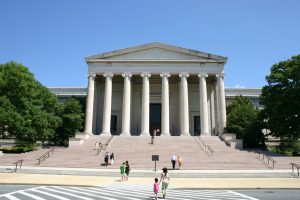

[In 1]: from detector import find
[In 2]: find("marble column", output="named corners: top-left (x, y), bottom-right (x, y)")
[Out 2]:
top-left (84, 74), bottom-right (96, 135)
top-left (179, 73), bottom-right (190, 136)
top-left (121, 73), bottom-right (132, 136)
top-left (198, 74), bottom-right (209, 135)
top-left (101, 73), bottom-right (113, 136)
top-left (216, 73), bottom-right (226, 134)
top-left (140, 73), bottom-right (151, 136)
top-left (160, 73), bottom-right (171, 136)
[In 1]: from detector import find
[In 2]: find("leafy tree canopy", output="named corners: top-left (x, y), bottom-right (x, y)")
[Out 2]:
top-left (226, 96), bottom-right (265, 148)
top-left (0, 62), bottom-right (61, 146)
top-left (52, 98), bottom-right (84, 146)
top-left (260, 55), bottom-right (300, 139)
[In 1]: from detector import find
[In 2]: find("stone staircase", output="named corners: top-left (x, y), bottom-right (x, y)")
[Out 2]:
top-left (1, 136), bottom-right (299, 170)
top-left (0, 148), bottom-right (52, 167)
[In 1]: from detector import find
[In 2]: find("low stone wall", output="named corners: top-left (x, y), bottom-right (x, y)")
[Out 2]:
top-left (220, 133), bottom-right (243, 149)
top-left (68, 138), bottom-right (84, 147)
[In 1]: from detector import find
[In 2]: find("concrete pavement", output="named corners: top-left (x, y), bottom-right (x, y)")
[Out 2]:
top-left (1, 173), bottom-right (300, 189)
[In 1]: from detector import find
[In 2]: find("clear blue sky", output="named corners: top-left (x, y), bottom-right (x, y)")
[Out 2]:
top-left (1, 0), bottom-right (299, 88)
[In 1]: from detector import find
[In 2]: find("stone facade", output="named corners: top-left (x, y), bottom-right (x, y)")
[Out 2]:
top-left (49, 43), bottom-right (262, 137)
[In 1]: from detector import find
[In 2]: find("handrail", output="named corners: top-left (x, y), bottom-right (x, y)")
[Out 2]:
top-left (36, 148), bottom-right (54, 165)
top-left (196, 137), bottom-right (214, 156)
top-left (13, 159), bottom-right (23, 172)
top-left (290, 163), bottom-right (300, 178)
top-left (257, 152), bottom-right (276, 169)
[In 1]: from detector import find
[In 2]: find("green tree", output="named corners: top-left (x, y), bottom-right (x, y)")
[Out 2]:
top-left (226, 96), bottom-right (265, 148)
top-left (52, 98), bottom-right (83, 146)
top-left (0, 62), bottom-right (60, 146)
top-left (260, 55), bottom-right (300, 139)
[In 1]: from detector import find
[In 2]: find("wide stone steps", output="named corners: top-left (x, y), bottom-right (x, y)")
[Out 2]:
top-left (1, 136), bottom-right (299, 170)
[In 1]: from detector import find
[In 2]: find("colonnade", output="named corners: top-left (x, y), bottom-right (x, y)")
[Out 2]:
top-left (84, 73), bottom-right (226, 136)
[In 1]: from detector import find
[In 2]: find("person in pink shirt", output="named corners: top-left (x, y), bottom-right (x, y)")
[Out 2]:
top-left (153, 178), bottom-right (159, 200)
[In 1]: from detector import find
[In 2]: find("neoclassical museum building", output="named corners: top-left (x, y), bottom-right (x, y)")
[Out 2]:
top-left (49, 43), bottom-right (261, 137)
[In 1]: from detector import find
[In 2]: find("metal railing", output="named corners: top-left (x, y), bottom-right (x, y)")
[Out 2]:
top-left (196, 137), bottom-right (214, 156)
top-left (290, 163), bottom-right (300, 178)
top-left (257, 152), bottom-right (276, 169)
top-left (36, 148), bottom-right (54, 165)
top-left (13, 159), bottom-right (23, 172)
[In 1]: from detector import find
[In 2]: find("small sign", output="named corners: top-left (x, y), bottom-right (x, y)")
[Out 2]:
top-left (152, 155), bottom-right (159, 161)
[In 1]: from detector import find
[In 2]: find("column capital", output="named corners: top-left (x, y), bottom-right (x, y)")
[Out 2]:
top-left (122, 73), bottom-right (132, 78)
top-left (216, 73), bottom-right (225, 79)
top-left (87, 73), bottom-right (96, 78)
top-left (103, 73), bottom-right (114, 78)
top-left (198, 73), bottom-right (208, 78)
top-left (179, 73), bottom-right (190, 78)
top-left (160, 73), bottom-right (171, 78)
top-left (141, 73), bottom-right (151, 78)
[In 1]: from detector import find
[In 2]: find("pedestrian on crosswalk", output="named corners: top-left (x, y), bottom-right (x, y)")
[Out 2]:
top-left (153, 178), bottom-right (159, 200)
top-left (120, 162), bottom-right (126, 181)
top-left (159, 167), bottom-right (170, 199)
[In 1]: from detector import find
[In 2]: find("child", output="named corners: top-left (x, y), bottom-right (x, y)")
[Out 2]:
top-left (153, 178), bottom-right (159, 200)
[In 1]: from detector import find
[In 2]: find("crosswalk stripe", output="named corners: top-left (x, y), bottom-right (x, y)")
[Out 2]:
top-left (174, 190), bottom-right (244, 199)
top-left (105, 187), bottom-right (195, 200)
top-left (19, 191), bottom-right (46, 200)
top-left (0, 186), bottom-right (261, 200)
top-left (228, 191), bottom-right (260, 200)
top-left (98, 187), bottom-right (153, 197)
top-left (32, 189), bottom-right (71, 200)
top-left (3, 194), bottom-right (20, 200)
top-left (44, 187), bottom-right (95, 200)
top-left (49, 188), bottom-right (115, 200)
top-left (72, 187), bottom-right (144, 200)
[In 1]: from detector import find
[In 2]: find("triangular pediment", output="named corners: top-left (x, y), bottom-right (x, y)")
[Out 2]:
top-left (85, 42), bottom-right (227, 62)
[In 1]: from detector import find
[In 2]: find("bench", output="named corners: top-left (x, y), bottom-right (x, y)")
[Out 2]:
top-left (290, 163), bottom-right (300, 178)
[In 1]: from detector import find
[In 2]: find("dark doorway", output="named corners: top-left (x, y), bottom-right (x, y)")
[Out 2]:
top-left (110, 115), bottom-right (118, 135)
top-left (194, 116), bottom-right (201, 136)
top-left (150, 103), bottom-right (161, 136)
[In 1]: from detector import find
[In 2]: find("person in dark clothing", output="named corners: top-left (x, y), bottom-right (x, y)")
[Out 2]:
top-left (125, 160), bottom-right (130, 181)
top-left (104, 152), bottom-right (109, 167)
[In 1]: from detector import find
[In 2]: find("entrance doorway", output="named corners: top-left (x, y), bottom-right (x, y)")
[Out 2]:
top-left (194, 116), bottom-right (201, 136)
top-left (150, 103), bottom-right (161, 136)
top-left (110, 115), bottom-right (118, 135)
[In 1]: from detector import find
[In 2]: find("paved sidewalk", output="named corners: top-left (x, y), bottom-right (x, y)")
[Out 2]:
top-left (1, 173), bottom-right (300, 189)
top-left (0, 166), bottom-right (293, 178)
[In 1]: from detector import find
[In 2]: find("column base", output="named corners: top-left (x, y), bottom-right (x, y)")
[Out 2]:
top-left (201, 132), bottom-right (210, 136)
top-left (180, 132), bottom-right (190, 136)
top-left (101, 131), bottom-right (111, 136)
top-left (140, 132), bottom-right (150, 136)
top-left (120, 132), bottom-right (131, 136)
top-left (161, 132), bottom-right (170, 136)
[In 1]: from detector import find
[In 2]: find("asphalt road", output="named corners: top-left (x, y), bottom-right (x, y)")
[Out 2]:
top-left (0, 185), bottom-right (300, 200)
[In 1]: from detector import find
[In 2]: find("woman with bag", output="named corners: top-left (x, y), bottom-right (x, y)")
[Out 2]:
top-left (159, 167), bottom-right (170, 199)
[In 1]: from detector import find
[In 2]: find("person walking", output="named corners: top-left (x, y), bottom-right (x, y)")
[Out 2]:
top-left (178, 156), bottom-right (183, 170)
top-left (153, 178), bottom-right (159, 200)
top-left (110, 153), bottom-right (114, 165)
top-left (156, 129), bottom-right (160, 136)
top-left (104, 152), bottom-right (109, 167)
top-left (159, 167), bottom-right (170, 199)
top-left (171, 154), bottom-right (177, 170)
top-left (95, 141), bottom-right (100, 155)
top-left (124, 160), bottom-right (130, 181)
top-left (120, 162), bottom-right (126, 181)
